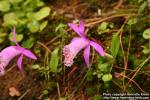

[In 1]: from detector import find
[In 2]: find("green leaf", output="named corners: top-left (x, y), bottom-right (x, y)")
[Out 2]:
top-left (143, 28), bottom-right (150, 39)
top-left (37, 1), bottom-right (44, 7)
top-left (18, 18), bottom-right (28, 25)
top-left (9, 0), bottom-right (23, 3)
top-left (86, 70), bottom-right (94, 81)
top-left (92, 95), bottom-right (102, 100)
top-left (0, 1), bottom-right (11, 12)
top-left (98, 22), bottom-right (109, 34)
top-left (9, 33), bottom-right (23, 42)
top-left (0, 33), bottom-right (7, 43)
top-left (127, 18), bottom-right (137, 25)
top-left (102, 74), bottom-right (112, 82)
top-left (0, 33), bottom-right (7, 37)
top-left (3, 12), bottom-right (18, 26)
top-left (142, 46), bottom-right (150, 54)
top-left (99, 22), bottom-right (108, 30)
top-left (35, 7), bottom-right (51, 21)
top-left (98, 63), bottom-right (109, 72)
top-left (110, 33), bottom-right (120, 58)
top-left (32, 64), bottom-right (40, 70)
top-left (40, 21), bottom-right (48, 31)
top-left (0, 38), bottom-right (5, 43)
top-left (49, 48), bottom-right (59, 73)
top-left (27, 20), bottom-right (40, 33)
top-left (138, 1), bottom-right (147, 14)
top-left (42, 90), bottom-right (49, 95)
top-left (97, 74), bottom-right (103, 78)
top-left (55, 23), bottom-right (66, 32)
top-left (26, 12), bottom-right (36, 21)
top-left (22, 38), bottom-right (34, 48)
top-left (60, 97), bottom-right (67, 100)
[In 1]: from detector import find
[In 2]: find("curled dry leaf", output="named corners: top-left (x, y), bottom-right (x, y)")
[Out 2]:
top-left (9, 87), bottom-right (21, 97)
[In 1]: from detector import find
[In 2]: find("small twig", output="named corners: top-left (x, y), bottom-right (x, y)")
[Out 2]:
top-left (120, 74), bottom-right (147, 93)
top-left (125, 55), bottom-right (150, 90)
top-left (70, 68), bottom-right (92, 99)
top-left (85, 14), bottom-right (137, 27)
top-left (18, 89), bottom-right (30, 100)
top-left (114, 0), bottom-right (123, 9)
top-left (67, 66), bottom-right (78, 78)
top-left (6, 64), bottom-right (16, 74)
top-left (141, 73), bottom-right (150, 77)
top-left (114, 66), bottom-right (150, 73)
top-left (118, 17), bottom-right (129, 90)
top-left (112, 80), bottom-right (127, 92)
top-left (119, 17), bottom-right (129, 70)
top-left (37, 41), bottom-right (51, 53)
top-left (45, 34), bottom-right (61, 46)
top-left (126, 26), bottom-right (132, 69)
top-left (57, 83), bottom-right (61, 99)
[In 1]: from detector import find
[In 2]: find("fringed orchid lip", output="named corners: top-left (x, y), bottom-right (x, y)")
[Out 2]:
top-left (63, 46), bottom-right (74, 67)
top-left (0, 46), bottom-right (21, 75)
top-left (63, 37), bottom-right (89, 67)
top-left (63, 20), bottom-right (105, 67)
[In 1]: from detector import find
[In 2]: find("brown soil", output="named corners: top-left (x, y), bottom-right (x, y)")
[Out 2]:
top-left (0, 65), bottom-right (43, 100)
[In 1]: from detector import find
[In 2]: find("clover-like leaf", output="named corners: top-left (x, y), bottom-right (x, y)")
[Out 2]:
top-left (40, 21), bottom-right (48, 31)
top-left (143, 29), bottom-right (150, 39)
top-left (0, 33), bottom-right (7, 43)
top-left (127, 18), bottom-right (137, 25)
top-left (3, 12), bottom-right (18, 26)
top-left (98, 22), bottom-right (109, 34)
top-left (22, 38), bottom-right (34, 48)
top-left (102, 74), bottom-right (112, 82)
top-left (35, 7), bottom-right (51, 21)
top-left (98, 63), bottom-right (109, 72)
top-left (27, 20), bottom-right (40, 33)
top-left (0, 1), bottom-right (10, 12)
top-left (9, 33), bottom-right (23, 42)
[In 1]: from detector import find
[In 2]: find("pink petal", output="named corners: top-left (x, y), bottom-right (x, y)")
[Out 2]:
top-left (70, 37), bottom-right (81, 43)
top-left (68, 23), bottom-right (80, 34)
top-left (13, 45), bottom-right (37, 60)
top-left (17, 55), bottom-right (24, 76)
top-left (90, 41), bottom-right (105, 56)
top-left (68, 22), bottom-right (85, 38)
top-left (12, 27), bottom-right (20, 47)
top-left (79, 20), bottom-right (85, 34)
top-left (83, 45), bottom-right (90, 67)
top-left (22, 49), bottom-right (37, 60)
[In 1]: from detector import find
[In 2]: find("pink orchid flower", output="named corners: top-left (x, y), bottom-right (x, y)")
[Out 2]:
top-left (63, 21), bottom-right (105, 67)
top-left (0, 27), bottom-right (37, 76)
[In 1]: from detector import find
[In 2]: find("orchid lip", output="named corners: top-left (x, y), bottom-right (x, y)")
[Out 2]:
top-left (63, 37), bottom-right (89, 67)
top-left (0, 46), bottom-right (22, 75)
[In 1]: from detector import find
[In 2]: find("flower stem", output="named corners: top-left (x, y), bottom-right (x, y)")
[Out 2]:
top-left (149, 39), bottom-right (150, 50)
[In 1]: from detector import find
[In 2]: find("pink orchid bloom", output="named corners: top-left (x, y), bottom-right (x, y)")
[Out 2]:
top-left (63, 21), bottom-right (105, 67)
top-left (0, 27), bottom-right (37, 76)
